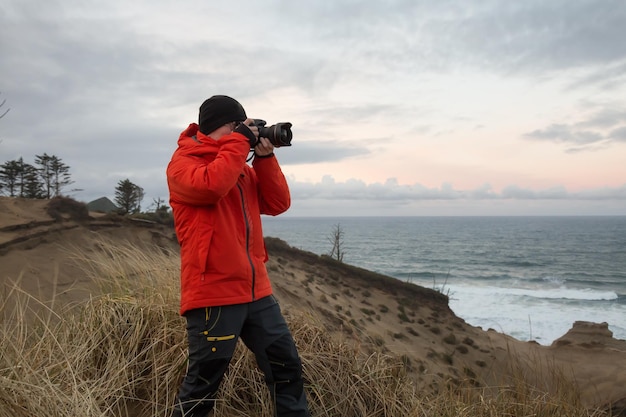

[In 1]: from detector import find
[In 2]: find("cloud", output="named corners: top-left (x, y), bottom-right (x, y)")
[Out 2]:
top-left (577, 108), bottom-right (626, 129)
top-left (524, 124), bottom-right (604, 145)
top-left (575, 184), bottom-right (626, 200)
top-left (523, 108), bottom-right (626, 148)
top-left (277, 1), bottom-right (626, 78)
top-left (501, 185), bottom-right (569, 200)
top-left (569, 61), bottom-right (626, 91)
top-left (277, 141), bottom-right (370, 165)
top-left (609, 126), bottom-right (626, 142)
top-left (289, 176), bottom-right (626, 202)
top-left (1, 0), bottom-right (625, 216)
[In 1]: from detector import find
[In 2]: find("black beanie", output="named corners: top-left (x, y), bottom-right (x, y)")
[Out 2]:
top-left (198, 95), bottom-right (247, 134)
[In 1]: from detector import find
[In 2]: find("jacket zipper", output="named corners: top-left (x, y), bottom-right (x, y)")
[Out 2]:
top-left (237, 182), bottom-right (256, 300)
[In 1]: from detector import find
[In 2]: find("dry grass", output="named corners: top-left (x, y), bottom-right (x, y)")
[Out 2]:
top-left (0, 237), bottom-right (611, 416)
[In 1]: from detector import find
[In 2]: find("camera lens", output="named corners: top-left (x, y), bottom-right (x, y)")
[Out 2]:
top-left (261, 123), bottom-right (293, 147)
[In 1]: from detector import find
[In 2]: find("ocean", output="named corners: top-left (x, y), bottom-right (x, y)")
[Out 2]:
top-left (261, 216), bottom-right (626, 345)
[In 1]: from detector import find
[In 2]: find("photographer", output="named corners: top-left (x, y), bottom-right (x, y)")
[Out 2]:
top-left (166, 95), bottom-right (310, 417)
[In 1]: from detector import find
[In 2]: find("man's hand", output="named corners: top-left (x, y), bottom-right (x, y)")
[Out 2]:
top-left (254, 137), bottom-right (275, 157)
top-left (234, 118), bottom-right (260, 147)
top-left (242, 118), bottom-right (259, 141)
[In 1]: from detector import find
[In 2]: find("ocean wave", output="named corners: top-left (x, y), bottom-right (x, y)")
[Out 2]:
top-left (402, 272), bottom-right (624, 292)
top-left (396, 271), bottom-right (443, 280)
top-left (518, 288), bottom-right (619, 302)
top-left (448, 284), bottom-right (619, 302)
top-left (498, 260), bottom-right (548, 268)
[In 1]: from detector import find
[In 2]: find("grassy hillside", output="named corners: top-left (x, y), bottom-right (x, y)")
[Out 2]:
top-left (0, 197), bottom-right (620, 416)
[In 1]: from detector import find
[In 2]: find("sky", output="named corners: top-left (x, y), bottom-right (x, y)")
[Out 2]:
top-left (1, 0), bottom-right (626, 216)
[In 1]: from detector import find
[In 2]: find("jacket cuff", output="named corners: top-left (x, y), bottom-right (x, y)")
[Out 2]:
top-left (254, 152), bottom-right (275, 159)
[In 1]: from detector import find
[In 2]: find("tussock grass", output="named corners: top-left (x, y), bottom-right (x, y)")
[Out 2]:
top-left (0, 237), bottom-right (611, 416)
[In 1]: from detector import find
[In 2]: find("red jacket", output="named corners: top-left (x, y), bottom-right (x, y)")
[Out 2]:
top-left (166, 123), bottom-right (290, 315)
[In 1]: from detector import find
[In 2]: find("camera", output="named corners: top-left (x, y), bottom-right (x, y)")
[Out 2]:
top-left (249, 119), bottom-right (293, 148)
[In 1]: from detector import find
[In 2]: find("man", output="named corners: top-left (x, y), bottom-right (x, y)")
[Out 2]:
top-left (166, 95), bottom-right (310, 417)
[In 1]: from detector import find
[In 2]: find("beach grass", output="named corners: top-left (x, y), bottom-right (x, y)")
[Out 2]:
top-left (0, 238), bottom-right (611, 416)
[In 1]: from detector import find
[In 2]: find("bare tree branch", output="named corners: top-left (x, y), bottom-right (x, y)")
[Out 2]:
top-left (0, 93), bottom-right (10, 119)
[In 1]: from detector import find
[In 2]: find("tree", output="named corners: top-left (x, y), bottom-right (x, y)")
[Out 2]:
top-left (21, 163), bottom-right (42, 198)
top-left (151, 196), bottom-right (170, 216)
top-left (150, 197), bottom-right (168, 212)
top-left (1, 154), bottom-right (71, 199)
top-left (115, 179), bottom-right (144, 215)
top-left (327, 223), bottom-right (346, 262)
top-left (49, 155), bottom-right (73, 197)
top-left (146, 197), bottom-right (173, 225)
top-left (0, 158), bottom-right (40, 198)
top-left (35, 153), bottom-right (73, 198)
top-left (0, 159), bottom-right (21, 197)
top-left (16, 158), bottom-right (41, 198)
top-left (34, 154), bottom-right (52, 198)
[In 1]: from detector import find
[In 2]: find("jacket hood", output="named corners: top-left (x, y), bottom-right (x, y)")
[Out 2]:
top-left (177, 123), bottom-right (219, 156)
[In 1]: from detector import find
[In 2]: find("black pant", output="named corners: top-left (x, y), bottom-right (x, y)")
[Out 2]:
top-left (172, 295), bottom-right (310, 417)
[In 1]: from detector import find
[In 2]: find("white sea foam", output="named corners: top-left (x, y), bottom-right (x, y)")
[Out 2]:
top-left (444, 283), bottom-right (626, 344)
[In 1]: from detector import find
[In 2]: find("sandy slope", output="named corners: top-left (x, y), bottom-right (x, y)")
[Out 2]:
top-left (1, 196), bottom-right (625, 415)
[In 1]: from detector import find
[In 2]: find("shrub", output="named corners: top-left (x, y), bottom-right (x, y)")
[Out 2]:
top-left (46, 196), bottom-right (90, 221)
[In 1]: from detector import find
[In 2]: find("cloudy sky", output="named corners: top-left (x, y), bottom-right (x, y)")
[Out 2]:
top-left (2, 0), bottom-right (625, 216)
